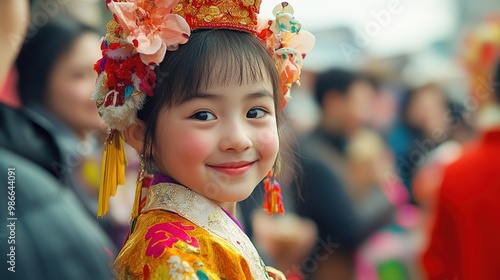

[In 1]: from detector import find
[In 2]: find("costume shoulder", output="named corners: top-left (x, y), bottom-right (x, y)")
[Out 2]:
top-left (114, 210), bottom-right (253, 279)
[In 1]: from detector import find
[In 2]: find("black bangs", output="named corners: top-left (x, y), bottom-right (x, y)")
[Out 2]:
top-left (154, 28), bottom-right (278, 107)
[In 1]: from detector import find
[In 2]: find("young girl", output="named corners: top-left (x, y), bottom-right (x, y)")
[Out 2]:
top-left (93, 0), bottom-right (314, 278)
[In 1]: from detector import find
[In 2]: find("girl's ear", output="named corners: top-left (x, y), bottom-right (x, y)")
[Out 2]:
top-left (123, 121), bottom-right (146, 153)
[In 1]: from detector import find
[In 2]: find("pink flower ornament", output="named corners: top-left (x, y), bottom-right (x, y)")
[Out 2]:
top-left (108, 0), bottom-right (191, 65)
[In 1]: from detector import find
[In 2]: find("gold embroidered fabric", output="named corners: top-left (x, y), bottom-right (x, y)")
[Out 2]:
top-left (173, 0), bottom-right (261, 32)
top-left (114, 182), bottom-right (271, 279)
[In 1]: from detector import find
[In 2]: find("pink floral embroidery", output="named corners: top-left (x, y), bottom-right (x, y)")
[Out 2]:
top-left (145, 222), bottom-right (199, 258)
top-left (108, 0), bottom-right (190, 65)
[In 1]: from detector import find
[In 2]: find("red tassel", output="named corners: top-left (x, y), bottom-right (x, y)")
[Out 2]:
top-left (263, 171), bottom-right (285, 215)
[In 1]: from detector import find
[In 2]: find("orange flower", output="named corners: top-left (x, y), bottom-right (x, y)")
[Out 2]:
top-left (257, 2), bottom-right (315, 106)
top-left (108, 0), bottom-right (191, 65)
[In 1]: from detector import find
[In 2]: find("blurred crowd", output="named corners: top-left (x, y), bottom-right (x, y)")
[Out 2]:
top-left (248, 8), bottom-right (500, 279)
top-left (1, 0), bottom-right (500, 279)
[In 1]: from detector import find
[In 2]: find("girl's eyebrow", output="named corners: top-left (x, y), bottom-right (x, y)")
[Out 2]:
top-left (188, 92), bottom-right (221, 101)
top-left (186, 90), bottom-right (273, 102)
top-left (245, 91), bottom-right (273, 100)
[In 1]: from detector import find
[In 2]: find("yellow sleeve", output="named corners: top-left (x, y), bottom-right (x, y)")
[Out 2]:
top-left (114, 210), bottom-right (253, 280)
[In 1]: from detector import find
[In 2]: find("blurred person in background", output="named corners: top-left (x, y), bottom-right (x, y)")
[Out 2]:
top-left (293, 68), bottom-right (395, 280)
top-left (352, 128), bottom-right (423, 280)
top-left (411, 100), bottom-right (473, 210)
top-left (422, 16), bottom-right (500, 279)
top-left (388, 83), bottom-right (455, 204)
top-left (0, 1), bottom-right (114, 279)
top-left (13, 16), bottom-right (132, 248)
top-left (14, 16), bottom-right (106, 199)
top-left (421, 59), bottom-right (500, 280)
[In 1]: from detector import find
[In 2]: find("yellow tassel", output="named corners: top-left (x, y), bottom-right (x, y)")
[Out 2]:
top-left (131, 179), bottom-right (143, 221)
top-left (97, 130), bottom-right (127, 217)
top-left (130, 153), bottom-right (146, 221)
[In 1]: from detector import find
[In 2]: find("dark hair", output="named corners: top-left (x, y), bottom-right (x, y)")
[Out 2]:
top-left (137, 29), bottom-right (294, 181)
top-left (495, 60), bottom-right (500, 102)
top-left (314, 68), bottom-right (377, 107)
top-left (400, 83), bottom-right (449, 125)
top-left (15, 16), bottom-right (98, 106)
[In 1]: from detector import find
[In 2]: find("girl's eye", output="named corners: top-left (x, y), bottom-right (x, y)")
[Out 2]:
top-left (247, 108), bottom-right (267, 119)
top-left (191, 111), bottom-right (216, 121)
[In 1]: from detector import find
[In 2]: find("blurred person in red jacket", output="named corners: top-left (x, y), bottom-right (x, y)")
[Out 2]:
top-left (421, 59), bottom-right (500, 280)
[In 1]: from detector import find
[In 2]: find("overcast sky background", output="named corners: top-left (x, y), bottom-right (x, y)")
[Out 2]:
top-left (259, 0), bottom-right (459, 57)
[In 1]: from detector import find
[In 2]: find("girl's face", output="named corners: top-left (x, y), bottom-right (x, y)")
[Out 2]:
top-left (153, 75), bottom-right (279, 204)
top-left (46, 32), bottom-right (105, 137)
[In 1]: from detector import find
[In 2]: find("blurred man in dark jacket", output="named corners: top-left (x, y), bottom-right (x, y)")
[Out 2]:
top-left (294, 68), bottom-right (395, 279)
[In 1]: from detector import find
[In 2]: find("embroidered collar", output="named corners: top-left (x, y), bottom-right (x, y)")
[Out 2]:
top-left (143, 182), bottom-right (269, 279)
top-left (150, 174), bottom-right (245, 231)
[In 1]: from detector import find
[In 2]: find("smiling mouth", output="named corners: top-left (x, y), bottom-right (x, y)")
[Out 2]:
top-left (207, 161), bottom-right (256, 175)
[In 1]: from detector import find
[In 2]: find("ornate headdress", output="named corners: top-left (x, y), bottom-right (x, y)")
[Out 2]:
top-left (94, 0), bottom-right (315, 218)
top-left (462, 14), bottom-right (500, 107)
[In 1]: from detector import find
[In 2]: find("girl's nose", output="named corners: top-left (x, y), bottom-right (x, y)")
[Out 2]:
top-left (218, 121), bottom-right (252, 153)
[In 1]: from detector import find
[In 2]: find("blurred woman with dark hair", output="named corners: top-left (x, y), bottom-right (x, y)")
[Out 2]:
top-left (16, 17), bottom-right (105, 137)
top-left (0, 13), bottom-right (115, 279)
top-left (388, 83), bottom-right (456, 204)
top-left (14, 16), bottom-right (133, 249)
